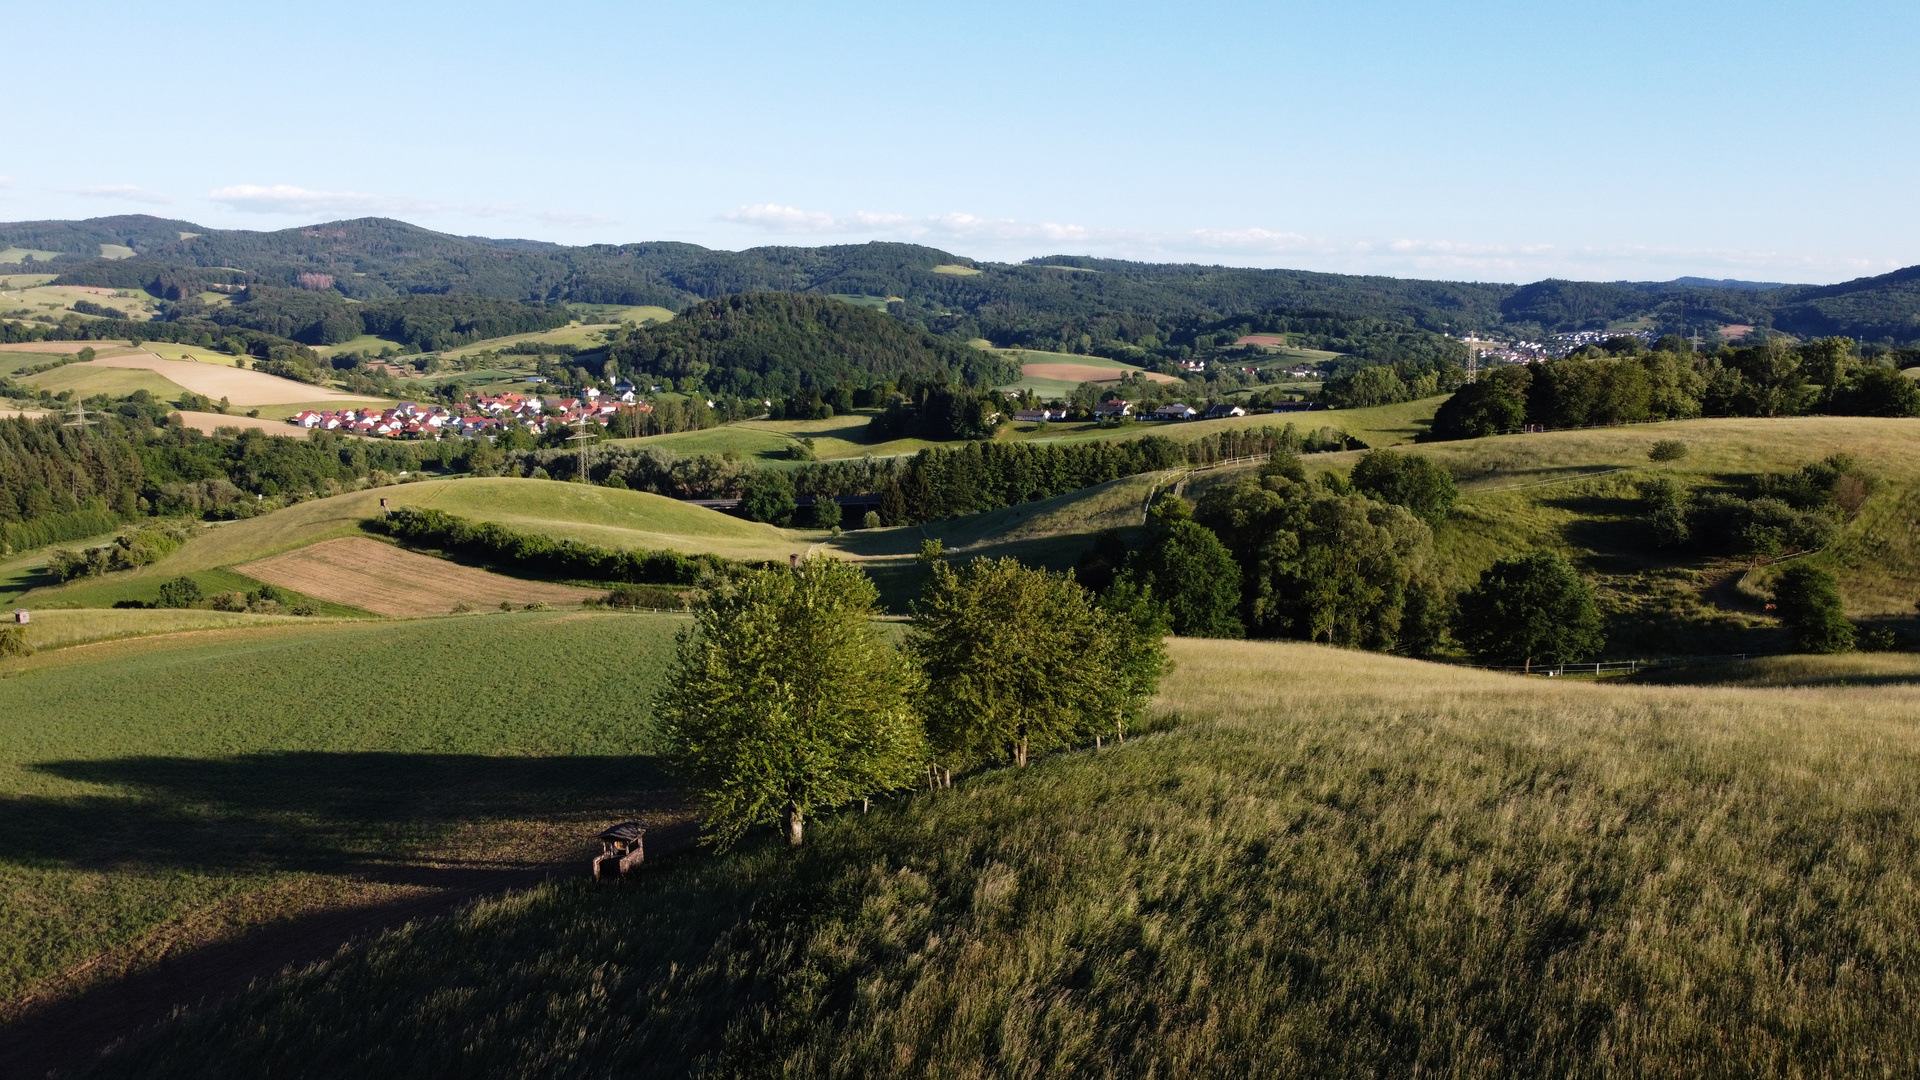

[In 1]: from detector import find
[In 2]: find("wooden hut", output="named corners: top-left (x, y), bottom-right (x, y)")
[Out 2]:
top-left (593, 821), bottom-right (646, 879)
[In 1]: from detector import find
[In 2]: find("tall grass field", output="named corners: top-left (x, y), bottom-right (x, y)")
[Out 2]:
top-left (80, 639), bottom-right (1920, 1079)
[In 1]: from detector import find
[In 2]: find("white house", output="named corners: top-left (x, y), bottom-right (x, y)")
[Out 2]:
top-left (1153, 403), bottom-right (1199, 421)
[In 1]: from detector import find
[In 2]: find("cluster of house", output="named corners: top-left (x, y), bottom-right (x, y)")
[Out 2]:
top-left (289, 386), bottom-right (646, 438)
top-left (1458, 329), bottom-right (1659, 367)
top-left (1084, 401), bottom-right (1252, 422)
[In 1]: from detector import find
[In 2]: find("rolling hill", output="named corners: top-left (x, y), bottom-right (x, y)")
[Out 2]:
top-left (11, 214), bottom-right (1920, 346)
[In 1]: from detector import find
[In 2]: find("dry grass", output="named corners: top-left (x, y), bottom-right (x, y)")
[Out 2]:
top-left (237, 537), bottom-right (599, 616)
top-left (82, 355), bottom-right (381, 406)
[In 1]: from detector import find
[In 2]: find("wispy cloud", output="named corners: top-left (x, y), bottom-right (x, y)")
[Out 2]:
top-left (69, 183), bottom-right (173, 205)
top-left (719, 202), bottom-right (1901, 282)
top-left (0, 175), bottom-right (15, 190)
top-left (535, 209), bottom-right (615, 229)
top-left (208, 184), bottom-right (441, 216)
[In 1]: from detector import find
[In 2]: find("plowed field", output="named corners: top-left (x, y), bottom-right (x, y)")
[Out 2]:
top-left (237, 538), bottom-right (599, 616)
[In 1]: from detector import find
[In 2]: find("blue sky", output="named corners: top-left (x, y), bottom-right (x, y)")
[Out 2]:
top-left (3, 0), bottom-right (1915, 283)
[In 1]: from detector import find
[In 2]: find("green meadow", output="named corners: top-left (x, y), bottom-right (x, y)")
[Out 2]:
top-left (0, 612), bottom-right (685, 1009)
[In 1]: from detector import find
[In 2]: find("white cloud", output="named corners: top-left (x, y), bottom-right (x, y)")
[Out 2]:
top-left (718, 202), bottom-right (1901, 282)
top-left (69, 183), bottom-right (173, 205)
top-left (208, 184), bottom-right (441, 216)
top-left (0, 175), bottom-right (14, 190)
top-left (535, 209), bottom-right (615, 229)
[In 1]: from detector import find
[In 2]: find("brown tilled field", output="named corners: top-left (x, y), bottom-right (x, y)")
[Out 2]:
top-left (237, 538), bottom-right (601, 616)
top-left (1022, 362), bottom-right (1180, 385)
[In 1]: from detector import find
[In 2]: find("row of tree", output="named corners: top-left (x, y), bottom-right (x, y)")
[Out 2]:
top-left (657, 556), bottom-right (1167, 846)
top-left (1432, 337), bottom-right (1920, 440)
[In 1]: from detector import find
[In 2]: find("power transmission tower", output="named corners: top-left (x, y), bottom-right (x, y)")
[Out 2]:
top-left (567, 413), bottom-right (595, 483)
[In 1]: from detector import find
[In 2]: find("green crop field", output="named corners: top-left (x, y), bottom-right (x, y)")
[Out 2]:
top-left (0, 611), bottom-right (685, 1012)
top-left (84, 638), bottom-right (1920, 1078)
top-left (15, 364), bottom-right (187, 401)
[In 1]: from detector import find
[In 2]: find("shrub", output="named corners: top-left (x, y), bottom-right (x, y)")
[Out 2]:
top-left (0, 626), bottom-right (30, 659)
top-left (740, 470), bottom-right (797, 526)
top-left (156, 576), bottom-right (204, 609)
top-left (1649, 439), bottom-right (1689, 462)
top-left (807, 496), bottom-right (842, 529)
top-left (1772, 563), bottom-right (1853, 654)
top-left (862, 510), bottom-right (882, 530)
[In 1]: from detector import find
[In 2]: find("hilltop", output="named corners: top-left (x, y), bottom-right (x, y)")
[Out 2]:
top-left (40, 638), bottom-right (1920, 1078)
top-left (11, 214), bottom-right (1920, 346)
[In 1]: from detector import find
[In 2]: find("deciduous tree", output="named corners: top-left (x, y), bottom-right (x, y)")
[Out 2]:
top-left (657, 559), bottom-right (924, 847)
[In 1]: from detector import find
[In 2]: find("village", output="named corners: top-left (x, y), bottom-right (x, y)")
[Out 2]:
top-left (289, 383), bottom-right (647, 439)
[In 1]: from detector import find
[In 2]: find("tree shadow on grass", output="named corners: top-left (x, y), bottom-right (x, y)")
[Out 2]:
top-left (2, 752), bottom-right (677, 878)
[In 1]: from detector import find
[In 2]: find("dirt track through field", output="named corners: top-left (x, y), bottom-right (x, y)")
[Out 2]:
top-left (83, 354), bottom-right (383, 406)
top-left (1022, 362), bottom-right (1179, 385)
top-left (238, 538), bottom-right (600, 616)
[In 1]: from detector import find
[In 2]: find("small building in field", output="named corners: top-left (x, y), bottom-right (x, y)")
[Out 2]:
top-left (1153, 403), bottom-right (1199, 421)
top-left (1205, 403), bottom-right (1247, 420)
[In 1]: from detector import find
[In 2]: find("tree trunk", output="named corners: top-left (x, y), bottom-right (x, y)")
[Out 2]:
top-left (1015, 734), bottom-right (1029, 767)
top-left (786, 803), bottom-right (804, 846)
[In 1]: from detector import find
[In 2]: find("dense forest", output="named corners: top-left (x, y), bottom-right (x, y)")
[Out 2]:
top-left (12, 215), bottom-right (1920, 346)
top-left (604, 293), bottom-right (1019, 401)
top-left (0, 402), bottom-right (438, 552)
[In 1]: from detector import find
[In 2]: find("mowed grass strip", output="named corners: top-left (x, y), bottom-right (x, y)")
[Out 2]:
top-left (237, 537), bottom-right (600, 616)
top-left (0, 612), bottom-right (684, 1009)
top-left (13, 608), bottom-right (328, 652)
top-left (88, 639), bottom-right (1920, 1078)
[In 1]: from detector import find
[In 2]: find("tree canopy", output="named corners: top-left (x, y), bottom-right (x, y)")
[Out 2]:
top-left (656, 559), bottom-right (925, 846)
top-left (1453, 551), bottom-right (1605, 669)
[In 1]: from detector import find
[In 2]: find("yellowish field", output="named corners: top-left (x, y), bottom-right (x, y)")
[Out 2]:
top-left (1023, 361), bottom-right (1181, 385)
top-left (79, 355), bottom-right (382, 406)
top-left (0, 273), bottom-right (57, 290)
top-left (0, 249), bottom-right (61, 264)
top-left (931, 263), bottom-right (982, 275)
top-left (12, 608), bottom-right (327, 652)
top-left (0, 285), bottom-right (161, 321)
top-left (238, 537), bottom-right (600, 616)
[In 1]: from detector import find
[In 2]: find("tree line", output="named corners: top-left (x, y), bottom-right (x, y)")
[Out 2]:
top-left (1431, 336), bottom-right (1920, 440)
top-left (0, 405), bottom-right (437, 554)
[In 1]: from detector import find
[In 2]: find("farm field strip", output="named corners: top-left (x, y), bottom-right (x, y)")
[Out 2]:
top-left (237, 537), bottom-right (601, 616)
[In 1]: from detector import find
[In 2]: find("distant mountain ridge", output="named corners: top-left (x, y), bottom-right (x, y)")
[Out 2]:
top-left (5, 214), bottom-right (1919, 345)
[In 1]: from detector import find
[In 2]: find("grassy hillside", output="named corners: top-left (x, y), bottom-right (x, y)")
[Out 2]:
top-left (0, 612), bottom-right (686, 1011)
top-left (1181, 415), bottom-right (1920, 654)
top-left (607, 397), bottom-right (1443, 466)
top-left (89, 639), bottom-right (1920, 1078)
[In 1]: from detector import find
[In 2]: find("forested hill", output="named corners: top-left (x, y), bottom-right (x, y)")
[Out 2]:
top-left (9, 214), bottom-right (1920, 345)
top-left (607, 293), bottom-right (1020, 400)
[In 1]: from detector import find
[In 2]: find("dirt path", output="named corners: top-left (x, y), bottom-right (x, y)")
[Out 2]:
top-left (0, 816), bottom-right (700, 1079)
